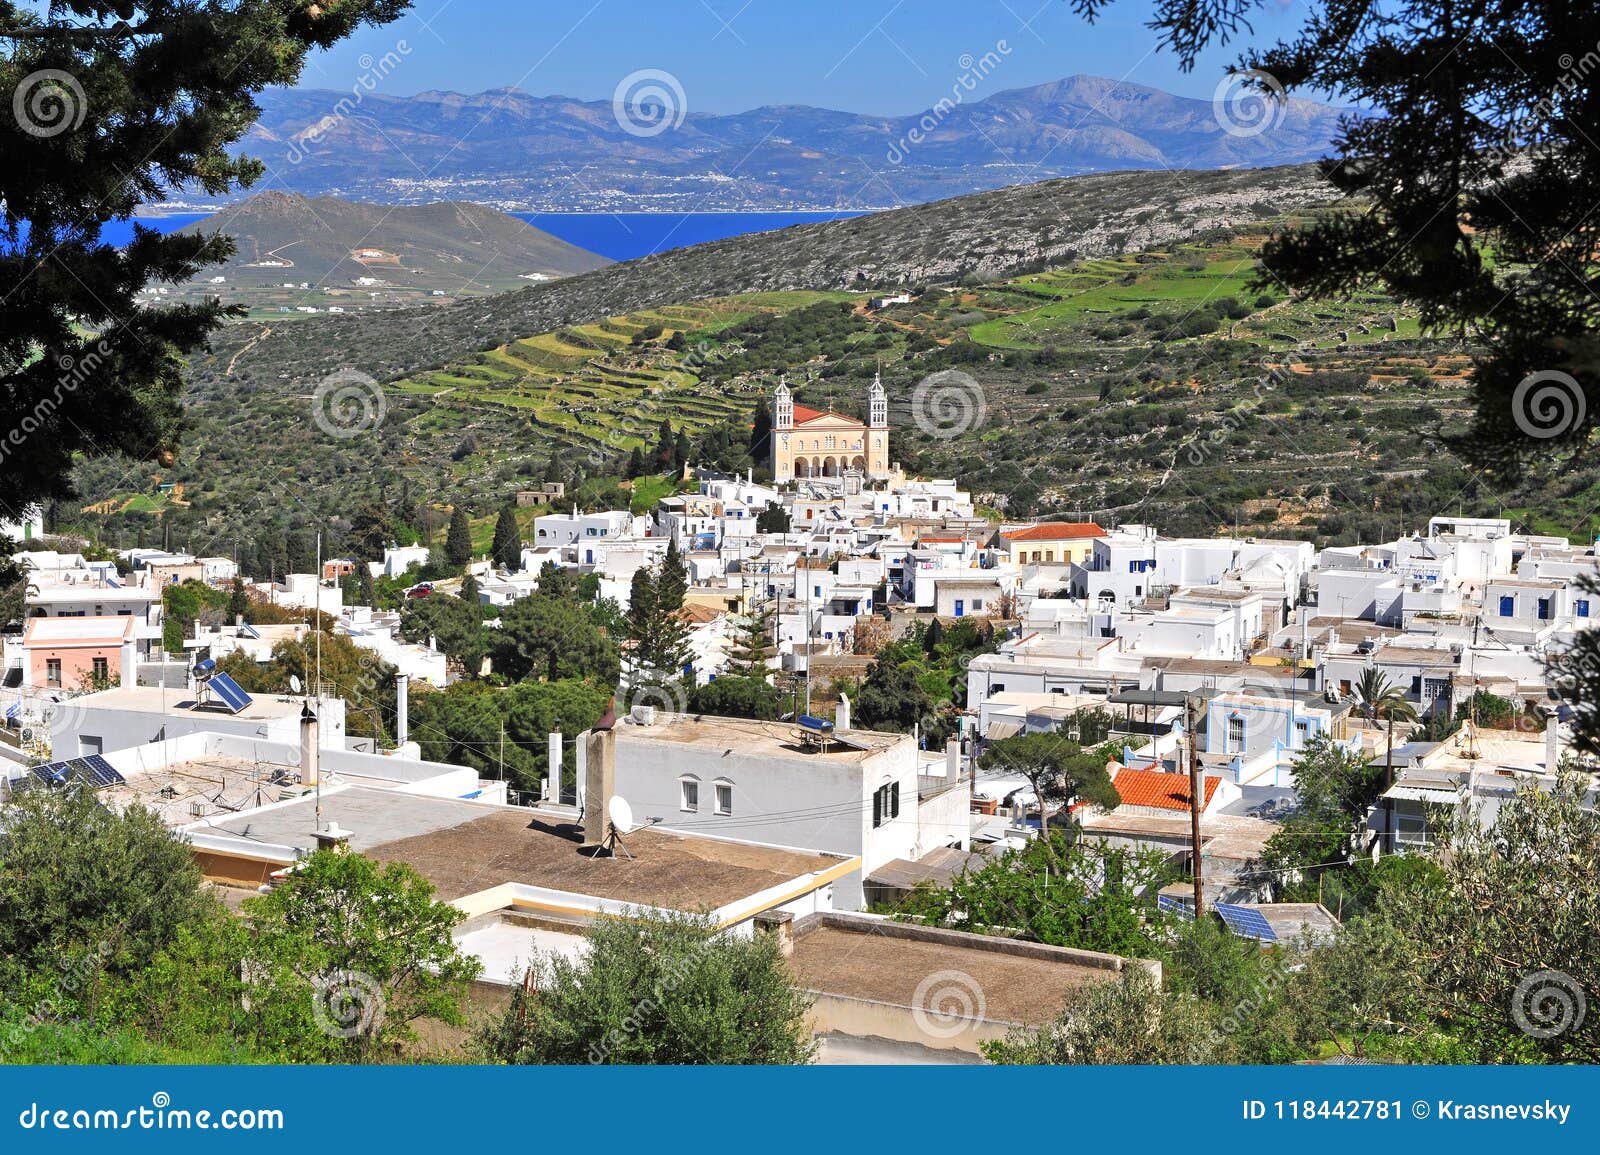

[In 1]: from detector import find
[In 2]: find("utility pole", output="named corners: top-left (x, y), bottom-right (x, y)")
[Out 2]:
top-left (1187, 693), bottom-right (1205, 918)
top-left (800, 556), bottom-right (812, 716)
top-left (314, 530), bottom-right (323, 698)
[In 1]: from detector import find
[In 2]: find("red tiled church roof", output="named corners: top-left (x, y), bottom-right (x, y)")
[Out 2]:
top-left (792, 404), bottom-right (860, 426)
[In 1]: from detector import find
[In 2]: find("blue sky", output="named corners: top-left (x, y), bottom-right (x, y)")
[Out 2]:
top-left (294, 0), bottom-right (1309, 114)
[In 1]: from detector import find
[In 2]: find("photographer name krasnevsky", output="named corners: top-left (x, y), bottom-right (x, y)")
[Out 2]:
top-left (1436, 1101), bottom-right (1571, 1125)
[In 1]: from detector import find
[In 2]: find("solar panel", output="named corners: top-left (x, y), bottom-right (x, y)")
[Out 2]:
top-left (207, 671), bottom-right (252, 714)
top-left (30, 759), bottom-right (75, 786)
top-left (237, 623), bottom-right (261, 639)
top-left (1215, 902), bottom-right (1278, 942)
top-left (79, 754), bottom-right (125, 788)
top-left (1157, 893), bottom-right (1195, 919)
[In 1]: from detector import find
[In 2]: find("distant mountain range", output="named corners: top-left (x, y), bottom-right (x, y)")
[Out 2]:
top-left (168, 193), bottom-right (606, 309)
top-left (230, 75), bottom-right (1347, 211)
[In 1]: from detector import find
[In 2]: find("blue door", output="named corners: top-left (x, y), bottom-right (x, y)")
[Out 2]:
top-left (954, 599), bottom-right (965, 617)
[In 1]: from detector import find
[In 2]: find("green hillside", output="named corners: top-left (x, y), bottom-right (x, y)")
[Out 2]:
top-left (61, 186), bottom-right (1598, 560)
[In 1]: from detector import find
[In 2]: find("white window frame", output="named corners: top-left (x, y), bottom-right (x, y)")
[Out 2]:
top-left (714, 780), bottom-right (734, 816)
top-left (679, 776), bottom-right (700, 813)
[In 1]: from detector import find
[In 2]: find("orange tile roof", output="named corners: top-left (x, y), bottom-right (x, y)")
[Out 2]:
top-left (792, 404), bottom-right (861, 426)
top-left (1110, 766), bottom-right (1219, 812)
top-left (1002, 522), bottom-right (1107, 542)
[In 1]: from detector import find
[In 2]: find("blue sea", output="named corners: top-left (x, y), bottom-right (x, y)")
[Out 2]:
top-left (116, 209), bottom-right (865, 262)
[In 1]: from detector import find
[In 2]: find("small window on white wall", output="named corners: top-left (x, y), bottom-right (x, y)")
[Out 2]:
top-left (714, 781), bottom-right (733, 815)
top-left (679, 777), bottom-right (699, 812)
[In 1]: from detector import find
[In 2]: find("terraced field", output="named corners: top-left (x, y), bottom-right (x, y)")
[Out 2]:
top-left (390, 292), bottom-right (852, 464)
top-left (70, 195), bottom-right (1598, 555)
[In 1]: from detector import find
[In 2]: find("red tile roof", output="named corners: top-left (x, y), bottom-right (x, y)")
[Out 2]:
top-left (1110, 766), bottom-right (1219, 812)
top-left (792, 404), bottom-right (861, 426)
top-left (1002, 522), bottom-right (1107, 542)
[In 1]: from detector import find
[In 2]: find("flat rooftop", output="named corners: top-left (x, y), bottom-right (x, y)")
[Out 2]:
top-left (790, 916), bottom-right (1125, 1025)
top-left (196, 785), bottom-right (848, 909)
top-left (71, 684), bottom-right (306, 724)
top-left (368, 807), bottom-right (847, 907)
top-left (614, 714), bottom-right (905, 762)
top-left (107, 753), bottom-right (306, 826)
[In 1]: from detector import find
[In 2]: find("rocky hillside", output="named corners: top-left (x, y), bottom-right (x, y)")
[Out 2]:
top-left (167, 192), bottom-right (606, 312)
top-left (201, 164), bottom-right (1333, 388)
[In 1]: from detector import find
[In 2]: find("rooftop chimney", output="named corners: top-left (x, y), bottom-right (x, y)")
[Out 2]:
top-left (753, 910), bottom-right (795, 957)
top-left (835, 692), bottom-right (851, 733)
top-left (313, 822), bottom-right (352, 854)
top-left (394, 673), bottom-right (409, 746)
top-left (1545, 716), bottom-right (1564, 774)
top-left (300, 702), bottom-right (320, 787)
top-left (119, 639), bottom-right (137, 689)
top-left (580, 727), bottom-right (616, 849)
top-left (946, 737), bottom-right (962, 784)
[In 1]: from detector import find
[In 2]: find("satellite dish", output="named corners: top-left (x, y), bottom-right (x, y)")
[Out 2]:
top-left (608, 794), bottom-right (636, 834)
top-left (289, 674), bottom-right (303, 695)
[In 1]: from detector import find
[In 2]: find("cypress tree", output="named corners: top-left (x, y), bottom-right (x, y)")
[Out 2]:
top-left (491, 501), bottom-right (522, 571)
top-left (445, 507), bottom-right (473, 567)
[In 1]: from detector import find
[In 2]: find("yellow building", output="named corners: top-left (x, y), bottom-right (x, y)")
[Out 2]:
top-left (770, 377), bottom-right (890, 482)
top-left (997, 522), bottom-right (1107, 566)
